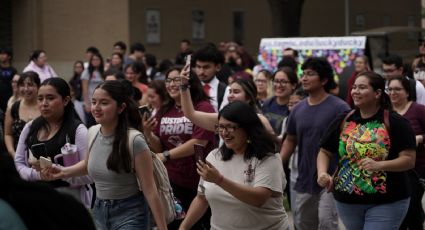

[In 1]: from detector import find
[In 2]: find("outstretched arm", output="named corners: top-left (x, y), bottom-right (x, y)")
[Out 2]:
top-left (179, 64), bottom-right (218, 132)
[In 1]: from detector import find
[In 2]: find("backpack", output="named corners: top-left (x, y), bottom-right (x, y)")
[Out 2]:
top-left (87, 124), bottom-right (179, 224)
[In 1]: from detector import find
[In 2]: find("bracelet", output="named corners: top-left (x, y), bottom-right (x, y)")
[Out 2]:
top-left (215, 174), bottom-right (224, 186)
top-left (179, 84), bottom-right (190, 91)
top-left (163, 150), bottom-right (171, 162)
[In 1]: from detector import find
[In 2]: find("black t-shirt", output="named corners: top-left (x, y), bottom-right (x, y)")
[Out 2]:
top-left (0, 66), bottom-right (17, 112)
top-left (320, 108), bottom-right (416, 204)
top-left (28, 118), bottom-right (82, 188)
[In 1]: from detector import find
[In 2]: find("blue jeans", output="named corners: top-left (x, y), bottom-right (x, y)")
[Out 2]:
top-left (93, 193), bottom-right (149, 230)
top-left (335, 198), bottom-right (410, 230)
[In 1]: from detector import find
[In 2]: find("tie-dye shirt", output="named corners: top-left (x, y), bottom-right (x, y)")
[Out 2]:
top-left (321, 109), bottom-right (416, 204)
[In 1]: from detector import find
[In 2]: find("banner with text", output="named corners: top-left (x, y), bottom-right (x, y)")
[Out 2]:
top-left (258, 36), bottom-right (367, 75)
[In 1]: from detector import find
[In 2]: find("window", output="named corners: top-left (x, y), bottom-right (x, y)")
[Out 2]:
top-left (233, 11), bottom-right (244, 44)
top-left (355, 14), bottom-right (365, 29)
top-left (192, 10), bottom-right (205, 40)
top-left (146, 9), bottom-right (161, 44)
top-left (383, 15), bottom-right (391, 26)
top-left (408, 16), bottom-right (416, 40)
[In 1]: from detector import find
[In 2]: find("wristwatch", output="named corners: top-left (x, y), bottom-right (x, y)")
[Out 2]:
top-left (163, 150), bottom-right (171, 162)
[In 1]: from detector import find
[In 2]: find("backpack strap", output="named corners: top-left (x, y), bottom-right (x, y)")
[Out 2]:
top-left (127, 128), bottom-right (142, 164)
top-left (339, 109), bottom-right (356, 132)
top-left (87, 124), bottom-right (101, 153)
top-left (383, 109), bottom-right (390, 134)
top-left (217, 81), bottom-right (227, 109)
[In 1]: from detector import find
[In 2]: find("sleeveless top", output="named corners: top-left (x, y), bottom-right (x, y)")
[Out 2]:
top-left (11, 101), bottom-right (27, 148)
top-left (27, 118), bottom-right (82, 188)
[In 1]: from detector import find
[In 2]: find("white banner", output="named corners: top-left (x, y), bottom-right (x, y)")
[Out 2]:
top-left (260, 36), bottom-right (366, 50)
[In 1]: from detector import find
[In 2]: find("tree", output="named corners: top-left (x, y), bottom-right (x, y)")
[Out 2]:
top-left (268, 0), bottom-right (305, 37)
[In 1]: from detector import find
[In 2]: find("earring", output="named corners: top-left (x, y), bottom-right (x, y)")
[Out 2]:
top-left (247, 139), bottom-right (251, 144)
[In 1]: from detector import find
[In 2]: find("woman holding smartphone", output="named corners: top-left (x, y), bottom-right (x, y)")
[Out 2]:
top-left (49, 81), bottom-right (167, 230)
top-left (179, 101), bottom-right (289, 230)
top-left (143, 66), bottom-right (215, 230)
top-left (14, 78), bottom-right (92, 207)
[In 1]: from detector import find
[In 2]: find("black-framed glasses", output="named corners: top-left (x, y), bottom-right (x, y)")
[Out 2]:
top-left (215, 124), bottom-right (239, 133)
top-left (272, 80), bottom-right (290, 86)
top-left (165, 78), bottom-right (182, 84)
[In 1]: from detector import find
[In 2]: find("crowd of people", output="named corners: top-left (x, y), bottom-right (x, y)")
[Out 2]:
top-left (0, 37), bottom-right (425, 230)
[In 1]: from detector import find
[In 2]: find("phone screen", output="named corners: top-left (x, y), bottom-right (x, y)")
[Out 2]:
top-left (138, 106), bottom-right (151, 118)
top-left (194, 144), bottom-right (206, 162)
top-left (31, 143), bottom-right (47, 159)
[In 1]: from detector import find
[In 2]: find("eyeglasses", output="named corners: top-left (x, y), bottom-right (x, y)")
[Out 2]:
top-left (165, 78), bottom-right (182, 84)
top-left (255, 79), bottom-right (267, 84)
top-left (388, 87), bottom-right (404, 93)
top-left (301, 71), bottom-right (318, 77)
top-left (272, 80), bottom-right (290, 86)
top-left (215, 124), bottom-right (239, 133)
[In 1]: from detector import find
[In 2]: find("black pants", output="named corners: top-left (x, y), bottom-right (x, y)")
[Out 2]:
top-left (167, 182), bottom-right (211, 230)
top-left (399, 171), bottom-right (424, 230)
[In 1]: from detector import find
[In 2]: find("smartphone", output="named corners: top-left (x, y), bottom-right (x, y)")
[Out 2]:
top-left (39, 156), bottom-right (52, 169)
top-left (185, 54), bottom-right (192, 67)
top-left (138, 105), bottom-right (152, 118)
top-left (194, 144), bottom-right (206, 162)
top-left (30, 143), bottom-right (47, 159)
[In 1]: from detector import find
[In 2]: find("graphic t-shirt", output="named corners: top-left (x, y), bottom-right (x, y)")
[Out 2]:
top-left (154, 101), bottom-right (215, 189)
top-left (261, 96), bottom-right (289, 134)
top-left (321, 109), bottom-right (416, 204)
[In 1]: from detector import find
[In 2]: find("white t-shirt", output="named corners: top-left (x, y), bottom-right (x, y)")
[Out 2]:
top-left (200, 149), bottom-right (289, 230)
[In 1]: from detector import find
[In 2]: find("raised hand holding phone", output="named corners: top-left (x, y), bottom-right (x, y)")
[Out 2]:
top-left (180, 54), bottom-right (191, 85)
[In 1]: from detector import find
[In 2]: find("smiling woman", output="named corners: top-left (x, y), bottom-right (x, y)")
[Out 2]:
top-left (388, 76), bottom-right (425, 229)
top-left (317, 71), bottom-right (417, 230)
top-left (14, 78), bottom-right (93, 208)
top-left (179, 101), bottom-right (289, 230)
top-left (4, 71), bottom-right (41, 157)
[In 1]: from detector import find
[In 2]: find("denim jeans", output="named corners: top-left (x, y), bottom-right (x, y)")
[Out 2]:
top-left (93, 193), bottom-right (149, 230)
top-left (335, 198), bottom-right (410, 230)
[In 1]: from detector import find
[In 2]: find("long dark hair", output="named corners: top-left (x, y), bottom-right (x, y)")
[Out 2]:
top-left (88, 53), bottom-right (104, 79)
top-left (356, 71), bottom-right (392, 110)
top-left (18, 71), bottom-right (41, 88)
top-left (148, 80), bottom-right (171, 108)
top-left (158, 66), bottom-right (210, 117)
top-left (29, 50), bottom-right (45, 63)
top-left (95, 81), bottom-right (141, 173)
top-left (25, 78), bottom-right (79, 147)
top-left (231, 78), bottom-right (258, 110)
top-left (125, 62), bottom-right (148, 84)
top-left (218, 101), bottom-right (274, 161)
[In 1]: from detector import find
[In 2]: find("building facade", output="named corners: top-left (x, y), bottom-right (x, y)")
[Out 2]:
top-left (3, 0), bottom-right (422, 78)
